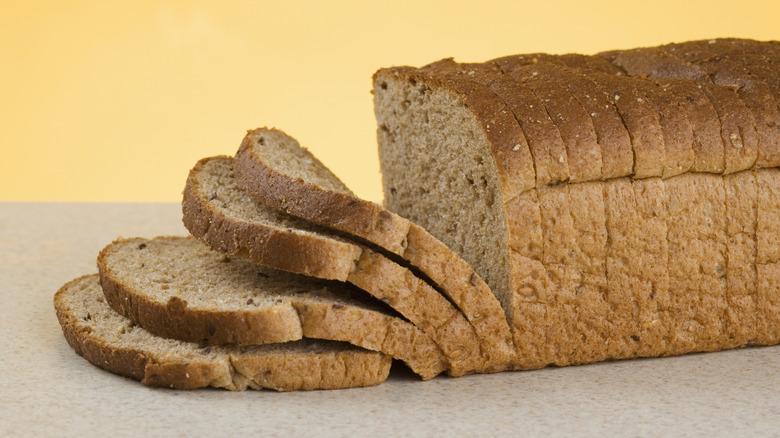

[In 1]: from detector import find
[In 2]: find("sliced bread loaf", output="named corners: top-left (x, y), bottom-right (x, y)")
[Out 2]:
top-left (372, 42), bottom-right (780, 369)
top-left (54, 275), bottom-right (392, 391)
top-left (233, 128), bottom-right (514, 371)
top-left (97, 236), bottom-right (446, 380)
top-left (182, 156), bottom-right (484, 376)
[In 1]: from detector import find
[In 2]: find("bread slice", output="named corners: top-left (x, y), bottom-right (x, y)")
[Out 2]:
top-left (54, 275), bottom-right (392, 391)
top-left (182, 156), bottom-right (483, 376)
top-left (97, 236), bottom-right (446, 380)
top-left (232, 128), bottom-right (515, 371)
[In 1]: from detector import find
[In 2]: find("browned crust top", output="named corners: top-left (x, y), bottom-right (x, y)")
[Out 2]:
top-left (374, 38), bottom-right (780, 193)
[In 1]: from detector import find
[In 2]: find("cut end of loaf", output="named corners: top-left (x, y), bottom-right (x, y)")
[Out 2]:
top-left (373, 68), bottom-right (514, 324)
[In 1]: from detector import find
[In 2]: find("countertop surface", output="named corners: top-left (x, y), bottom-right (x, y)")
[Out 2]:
top-left (2, 202), bottom-right (778, 437)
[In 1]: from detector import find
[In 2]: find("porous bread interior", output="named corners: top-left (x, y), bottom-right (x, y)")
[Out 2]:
top-left (104, 237), bottom-right (386, 313)
top-left (374, 73), bottom-right (513, 322)
top-left (246, 129), bottom-right (354, 195)
top-left (58, 275), bottom-right (224, 359)
top-left (198, 157), bottom-right (337, 237)
top-left (58, 275), bottom-right (365, 359)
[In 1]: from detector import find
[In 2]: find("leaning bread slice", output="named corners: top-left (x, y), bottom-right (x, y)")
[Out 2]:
top-left (233, 128), bottom-right (514, 370)
top-left (182, 156), bottom-right (483, 376)
top-left (98, 236), bottom-right (446, 380)
top-left (54, 275), bottom-right (392, 391)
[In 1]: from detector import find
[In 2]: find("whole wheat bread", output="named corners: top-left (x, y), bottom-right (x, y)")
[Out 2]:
top-left (373, 39), bottom-right (780, 369)
top-left (182, 156), bottom-right (484, 376)
top-left (54, 275), bottom-right (392, 391)
top-left (233, 128), bottom-right (514, 371)
top-left (97, 236), bottom-right (446, 380)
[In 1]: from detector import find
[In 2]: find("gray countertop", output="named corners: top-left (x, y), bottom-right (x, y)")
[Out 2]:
top-left (2, 203), bottom-right (778, 437)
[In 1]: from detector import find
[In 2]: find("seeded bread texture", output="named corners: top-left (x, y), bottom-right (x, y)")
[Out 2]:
top-left (507, 63), bottom-right (602, 183)
top-left (233, 127), bottom-right (515, 371)
top-left (54, 275), bottom-right (392, 391)
top-left (98, 236), bottom-right (447, 380)
top-left (665, 40), bottom-right (780, 169)
top-left (374, 39), bottom-right (780, 369)
top-left (603, 40), bottom-right (780, 170)
top-left (183, 156), bottom-right (484, 376)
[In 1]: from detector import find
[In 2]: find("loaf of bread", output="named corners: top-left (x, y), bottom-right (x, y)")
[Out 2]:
top-left (55, 38), bottom-right (780, 390)
top-left (373, 38), bottom-right (780, 369)
top-left (54, 275), bottom-right (392, 390)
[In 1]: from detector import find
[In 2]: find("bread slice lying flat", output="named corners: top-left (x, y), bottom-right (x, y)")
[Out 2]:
top-left (54, 275), bottom-right (392, 391)
top-left (182, 156), bottom-right (482, 376)
top-left (233, 128), bottom-right (514, 372)
top-left (98, 236), bottom-right (447, 380)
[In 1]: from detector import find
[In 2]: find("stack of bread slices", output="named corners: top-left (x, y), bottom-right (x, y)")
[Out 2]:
top-left (55, 127), bottom-right (516, 391)
top-left (56, 38), bottom-right (780, 391)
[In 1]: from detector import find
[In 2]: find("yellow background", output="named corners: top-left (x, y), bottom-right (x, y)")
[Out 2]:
top-left (2, 0), bottom-right (779, 202)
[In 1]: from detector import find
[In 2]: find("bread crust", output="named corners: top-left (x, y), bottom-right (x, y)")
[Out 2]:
top-left (54, 275), bottom-right (392, 390)
top-left (662, 41), bottom-right (780, 169)
top-left (599, 48), bottom-right (723, 177)
top-left (484, 71), bottom-right (565, 187)
top-left (699, 40), bottom-right (780, 170)
top-left (756, 169), bottom-right (780, 343)
top-left (556, 62), bottom-right (635, 179)
top-left (507, 63), bottom-right (602, 183)
top-left (485, 56), bottom-right (572, 184)
top-left (631, 76), bottom-right (694, 178)
top-left (724, 171), bottom-right (759, 347)
top-left (387, 41), bottom-right (780, 192)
